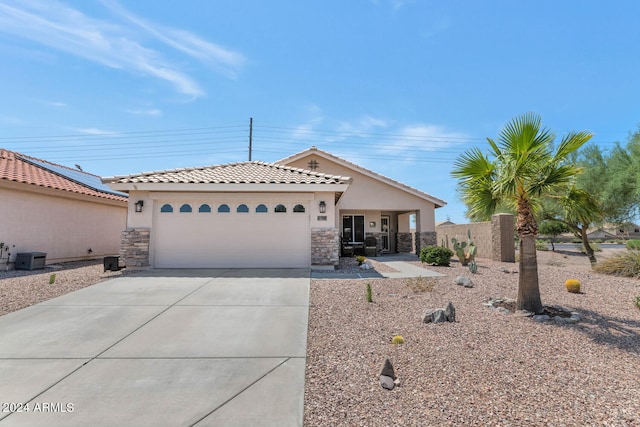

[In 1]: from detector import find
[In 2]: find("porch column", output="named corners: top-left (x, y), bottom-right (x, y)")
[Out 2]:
top-left (396, 212), bottom-right (413, 252)
top-left (413, 210), bottom-right (436, 254)
top-left (311, 228), bottom-right (340, 267)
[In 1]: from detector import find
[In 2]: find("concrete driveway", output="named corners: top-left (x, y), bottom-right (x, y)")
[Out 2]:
top-left (0, 269), bottom-right (310, 426)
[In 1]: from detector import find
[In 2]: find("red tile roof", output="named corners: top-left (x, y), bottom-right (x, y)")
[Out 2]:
top-left (0, 149), bottom-right (128, 202)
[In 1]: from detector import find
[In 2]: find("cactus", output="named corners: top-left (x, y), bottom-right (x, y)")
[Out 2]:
top-left (468, 260), bottom-right (478, 274)
top-left (391, 335), bottom-right (405, 345)
top-left (564, 279), bottom-right (581, 293)
top-left (451, 229), bottom-right (476, 266)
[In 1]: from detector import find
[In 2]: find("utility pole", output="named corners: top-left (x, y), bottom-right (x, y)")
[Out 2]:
top-left (248, 117), bottom-right (253, 161)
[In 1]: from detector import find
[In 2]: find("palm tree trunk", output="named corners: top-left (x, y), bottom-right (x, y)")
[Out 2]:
top-left (517, 235), bottom-right (544, 314)
top-left (516, 199), bottom-right (543, 314)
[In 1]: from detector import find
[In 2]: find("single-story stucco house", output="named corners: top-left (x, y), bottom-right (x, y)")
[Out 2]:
top-left (102, 147), bottom-right (446, 269)
top-left (0, 149), bottom-right (128, 268)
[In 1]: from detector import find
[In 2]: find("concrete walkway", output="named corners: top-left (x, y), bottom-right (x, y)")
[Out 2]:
top-left (0, 269), bottom-right (309, 426)
top-left (311, 253), bottom-right (445, 279)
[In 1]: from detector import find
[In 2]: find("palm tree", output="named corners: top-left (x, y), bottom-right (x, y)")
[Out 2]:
top-left (451, 113), bottom-right (592, 313)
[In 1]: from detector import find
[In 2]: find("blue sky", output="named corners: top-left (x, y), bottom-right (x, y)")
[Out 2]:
top-left (1, 0), bottom-right (639, 223)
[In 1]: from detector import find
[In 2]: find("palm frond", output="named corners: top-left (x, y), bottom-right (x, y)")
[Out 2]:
top-left (451, 147), bottom-right (494, 180)
top-left (553, 130), bottom-right (593, 162)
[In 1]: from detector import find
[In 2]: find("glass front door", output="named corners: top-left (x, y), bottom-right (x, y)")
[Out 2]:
top-left (342, 215), bottom-right (365, 243)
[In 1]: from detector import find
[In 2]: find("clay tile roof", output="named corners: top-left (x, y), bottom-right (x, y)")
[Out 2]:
top-left (0, 148), bottom-right (128, 202)
top-left (103, 161), bottom-right (351, 185)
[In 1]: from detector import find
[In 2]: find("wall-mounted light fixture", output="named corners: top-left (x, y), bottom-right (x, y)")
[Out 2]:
top-left (134, 200), bottom-right (144, 213)
top-left (318, 200), bottom-right (326, 213)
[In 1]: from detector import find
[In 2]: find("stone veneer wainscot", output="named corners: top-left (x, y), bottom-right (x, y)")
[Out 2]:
top-left (311, 228), bottom-right (340, 266)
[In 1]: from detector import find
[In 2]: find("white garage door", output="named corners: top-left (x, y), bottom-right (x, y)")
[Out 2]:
top-left (153, 200), bottom-right (310, 268)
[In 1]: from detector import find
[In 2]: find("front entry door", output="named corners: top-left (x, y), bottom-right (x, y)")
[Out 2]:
top-left (381, 215), bottom-right (390, 252)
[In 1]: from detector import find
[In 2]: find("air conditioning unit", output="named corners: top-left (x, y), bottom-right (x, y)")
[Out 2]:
top-left (15, 252), bottom-right (47, 270)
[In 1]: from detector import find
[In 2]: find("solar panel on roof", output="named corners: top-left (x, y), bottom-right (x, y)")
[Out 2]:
top-left (18, 157), bottom-right (128, 197)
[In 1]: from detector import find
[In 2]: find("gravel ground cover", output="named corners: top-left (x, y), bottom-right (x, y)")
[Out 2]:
top-left (305, 249), bottom-right (640, 426)
top-left (0, 260), bottom-right (130, 316)
top-left (2, 251), bottom-right (639, 426)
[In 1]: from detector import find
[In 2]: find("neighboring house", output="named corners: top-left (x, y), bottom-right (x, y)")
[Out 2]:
top-left (586, 228), bottom-right (617, 241)
top-left (103, 146), bottom-right (446, 269)
top-left (0, 149), bottom-right (128, 267)
top-left (610, 223), bottom-right (640, 240)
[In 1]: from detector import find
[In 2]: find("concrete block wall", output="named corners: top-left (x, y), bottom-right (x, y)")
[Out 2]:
top-left (436, 214), bottom-right (515, 262)
top-left (311, 228), bottom-right (340, 266)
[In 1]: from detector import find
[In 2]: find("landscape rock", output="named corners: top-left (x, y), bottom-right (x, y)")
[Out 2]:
top-left (533, 314), bottom-right (551, 322)
top-left (379, 359), bottom-right (396, 390)
top-left (444, 302), bottom-right (456, 322)
top-left (454, 276), bottom-right (474, 288)
top-left (422, 309), bottom-right (436, 323)
top-left (432, 309), bottom-right (447, 323)
top-left (360, 261), bottom-right (372, 270)
top-left (424, 305), bottom-right (457, 324)
top-left (379, 375), bottom-right (395, 390)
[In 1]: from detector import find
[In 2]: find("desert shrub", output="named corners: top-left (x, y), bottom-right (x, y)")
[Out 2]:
top-left (420, 245), bottom-right (453, 266)
top-left (49, 274), bottom-right (56, 284)
top-left (405, 276), bottom-right (436, 293)
top-left (536, 240), bottom-right (549, 251)
top-left (593, 250), bottom-right (640, 278)
top-left (626, 240), bottom-right (640, 250)
top-left (366, 283), bottom-right (373, 303)
top-left (634, 295), bottom-right (640, 311)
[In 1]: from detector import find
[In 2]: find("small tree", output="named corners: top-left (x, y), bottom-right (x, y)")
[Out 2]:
top-left (538, 220), bottom-right (569, 251)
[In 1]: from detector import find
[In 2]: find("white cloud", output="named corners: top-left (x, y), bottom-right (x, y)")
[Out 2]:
top-left (100, 0), bottom-right (246, 79)
top-left (337, 116), bottom-right (388, 134)
top-left (125, 108), bottom-right (162, 117)
top-left (39, 100), bottom-right (67, 108)
top-left (72, 127), bottom-right (116, 135)
top-left (0, 0), bottom-right (245, 98)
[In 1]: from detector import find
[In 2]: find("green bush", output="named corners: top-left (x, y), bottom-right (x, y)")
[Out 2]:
top-left (626, 240), bottom-right (640, 250)
top-left (366, 283), bottom-right (373, 303)
top-left (420, 246), bottom-right (453, 266)
top-left (634, 295), bottom-right (640, 311)
top-left (594, 250), bottom-right (640, 278)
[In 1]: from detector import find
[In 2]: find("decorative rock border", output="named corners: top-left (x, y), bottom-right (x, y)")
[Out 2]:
top-left (484, 297), bottom-right (582, 324)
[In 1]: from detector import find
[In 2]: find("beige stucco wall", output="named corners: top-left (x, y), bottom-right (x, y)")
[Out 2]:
top-left (125, 190), bottom-right (336, 267)
top-left (0, 182), bottom-right (127, 266)
top-left (285, 155), bottom-right (437, 232)
top-left (127, 190), bottom-right (333, 229)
